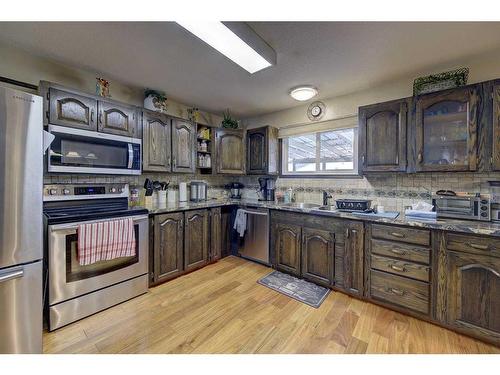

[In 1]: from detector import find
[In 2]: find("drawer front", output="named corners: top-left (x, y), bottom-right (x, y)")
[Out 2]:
top-left (371, 239), bottom-right (430, 264)
top-left (371, 254), bottom-right (430, 282)
top-left (371, 224), bottom-right (430, 246)
top-left (370, 270), bottom-right (429, 314)
top-left (446, 233), bottom-right (500, 258)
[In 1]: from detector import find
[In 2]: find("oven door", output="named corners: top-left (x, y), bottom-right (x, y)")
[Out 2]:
top-left (47, 124), bottom-right (141, 175)
top-left (434, 197), bottom-right (477, 218)
top-left (48, 215), bottom-right (148, 305)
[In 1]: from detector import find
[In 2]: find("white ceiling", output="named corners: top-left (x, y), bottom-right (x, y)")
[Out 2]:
top-left (1, 22), bottom-right (500, 117)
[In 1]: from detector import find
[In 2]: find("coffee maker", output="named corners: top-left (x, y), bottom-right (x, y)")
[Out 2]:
top-left (226, 182), bottom-right (244, 199)
top-left (258, 177), bottom-right (276, 201)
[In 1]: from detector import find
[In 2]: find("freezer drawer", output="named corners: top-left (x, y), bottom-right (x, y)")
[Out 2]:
top-left (0, 261), bottom-right (42, 353)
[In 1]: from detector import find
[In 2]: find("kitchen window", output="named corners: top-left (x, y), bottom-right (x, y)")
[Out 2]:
top-left (281, 126), bottom-right (358, 176)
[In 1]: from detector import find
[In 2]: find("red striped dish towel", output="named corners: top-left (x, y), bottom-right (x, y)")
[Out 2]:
top-left (77, 218), bottom-right (136, 266)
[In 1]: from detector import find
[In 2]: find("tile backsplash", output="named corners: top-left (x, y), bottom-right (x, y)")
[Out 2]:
top-left (44, 171), bottom-right (500, 211)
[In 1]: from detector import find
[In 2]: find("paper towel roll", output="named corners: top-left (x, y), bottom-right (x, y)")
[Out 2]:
top-left (179, 182), bottom-right (187, 202)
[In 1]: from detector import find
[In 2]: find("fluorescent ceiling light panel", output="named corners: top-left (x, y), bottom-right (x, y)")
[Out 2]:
top-left (177, 21), bottom-right (272, 74)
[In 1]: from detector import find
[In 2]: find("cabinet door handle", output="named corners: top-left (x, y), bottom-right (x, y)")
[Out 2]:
top-left (99, 111), bottom-right (103, 124)
top-left (345, 228), bottom-right (350, 239)
top-left (389, 264), bottom-right (406, 272)
top-left (90, 109), bottom-right (94, 123)
top-left (468, 242), bottom-right (489, 250)
top-left (388, 287), bottom-right (405, 296)
top-left (173, 157), bottom-right (176, 168)
top-left (361, 155), bottom-right (365, 166)
top-left (418, 152), bottom-right (423, 163)
top-left (390, 232), bottom-right (405, 238)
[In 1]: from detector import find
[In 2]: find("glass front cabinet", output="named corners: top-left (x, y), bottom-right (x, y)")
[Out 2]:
top-left (414, 87), bottom-right (479, 172)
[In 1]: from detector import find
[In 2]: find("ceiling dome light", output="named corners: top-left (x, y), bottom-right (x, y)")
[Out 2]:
top-left (289, 86), bottom-right (318, 101)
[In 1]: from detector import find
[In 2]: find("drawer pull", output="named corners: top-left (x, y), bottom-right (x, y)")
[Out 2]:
top-left (390, 249), bottom-right (406, 255)
top-left (390, 232), bottom-right (405, 238)
top-left (389, 264), bottom-right (406, 272)
top-left (388, 287), bottom-right (405, 296)
top-left (468, 243), bottom-right (489, 251)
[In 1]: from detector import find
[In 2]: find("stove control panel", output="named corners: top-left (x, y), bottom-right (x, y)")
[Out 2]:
top-left (43, 184), bottom-right (129, 201)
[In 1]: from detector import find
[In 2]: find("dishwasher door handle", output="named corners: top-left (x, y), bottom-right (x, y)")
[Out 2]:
top-left (241, 209), bottom-right (269, 216)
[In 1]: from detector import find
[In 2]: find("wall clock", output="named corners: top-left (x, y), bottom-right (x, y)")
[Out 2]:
top-left (307, 101), bottom-right (326, 121)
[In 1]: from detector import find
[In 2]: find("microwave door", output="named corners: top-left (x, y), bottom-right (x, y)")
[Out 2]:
top-left (48, 125), bottom-right (141, 175)
top-left (436, 198), bottom-right (474, 213)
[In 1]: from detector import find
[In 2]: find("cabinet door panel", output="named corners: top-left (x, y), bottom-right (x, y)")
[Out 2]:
top-left (446, 250), bottom-right (500, 343)
top-left (49, 88), bottom-right (97, 130)
top-left (143, 112), bottom-right (171, 172)
top-left (359, 100), bottom-right (407, 172)
top-left (154, 213), bottom-right (184, 283)
top-left (274, 223), bottom-right (301, 276)
top-left (415, 87), bottom-right (478, 172)
top-left (344, 222), bottom-right (364, 296)
top-left (184, 210), bottom-right (209, 272)
top-left (172, 119), bottom-right (195, 173)
top-left (210, 207), bottom-right (222, 262)
top-left (216, 129), bottom-right (246, 174)
top-left (301, 227), bottom-right (334, 286)
top-left (247, 129), bottom-right (267, 174)
top-left (98, 101), bottom-right (137, 137)
top-left (493, 84), bottom-right (500, 171)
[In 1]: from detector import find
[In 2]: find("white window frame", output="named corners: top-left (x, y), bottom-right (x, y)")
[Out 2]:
top-left (281, 126), bottom-right (359, 176)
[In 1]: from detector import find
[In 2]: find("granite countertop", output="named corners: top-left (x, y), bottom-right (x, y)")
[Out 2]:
top-left (144, 198), bottom-right (500, 238)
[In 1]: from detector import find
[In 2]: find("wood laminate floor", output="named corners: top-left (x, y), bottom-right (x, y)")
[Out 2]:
top-left (43, 256), bottom-right (500, 354)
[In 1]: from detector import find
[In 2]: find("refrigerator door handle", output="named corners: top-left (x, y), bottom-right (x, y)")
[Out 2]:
top-left (0, 266), bottom-right (24, 283)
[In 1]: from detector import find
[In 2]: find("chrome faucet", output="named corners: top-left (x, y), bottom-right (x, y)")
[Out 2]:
top-left (322, 191), bottom-right (332, 206)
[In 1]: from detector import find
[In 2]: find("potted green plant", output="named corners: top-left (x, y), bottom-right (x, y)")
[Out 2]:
top-left (221, 109), bottom-right (239, 129)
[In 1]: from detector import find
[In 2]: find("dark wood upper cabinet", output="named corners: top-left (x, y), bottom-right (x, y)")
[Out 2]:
top-left (344, 221), bottom-right (364, 296)
top-left (359, 99), bottom-right (408, 172)
top-left (415, 86), bottom-right (479, 172)
top-left (210, 207), bottom-right (222, 262)
top-left (493, 84), bottom-right (500, 171)
top-left (273, 222), bottom-right (301, 276)
top-left (216, 128), bottom-right (246, 174)
top-left (48, 87), bottom-right (98, 131)
top-left (142, 111), bottom-right (172, 172)
top-left (444, 249), bottom-right (500, 345)
top-left (184, 209), bottom-right (209, 272)
top-left (246, 126), bottom-right (279, 175)
top-left (98, 100), bottom-right (138, 137)
top-left (301, 227), bottom-right (334, 287)
top-left (172, 119), bottom-right (196, 173)
top-left (153, 212), bottom-right (184, 284)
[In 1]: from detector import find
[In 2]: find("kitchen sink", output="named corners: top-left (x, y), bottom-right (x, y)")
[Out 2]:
top-left (281, 202), bottom-right (322, 209)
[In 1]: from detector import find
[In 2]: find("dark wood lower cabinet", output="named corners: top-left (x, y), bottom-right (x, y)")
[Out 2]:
top-left (152, 212), bottom-right (184, 284)
top-left (273, 222), bottom-right (301, 276)
top-left (344, 222), bottom-right (365, 296)
top-left (184, 209), bottom-right (209, 272)
top-left (436, 233), bottom-right (500, 345)
top-left (210, 207), bottom-right (222, 262)
top-left (301, 227), bottom-right (334, 287)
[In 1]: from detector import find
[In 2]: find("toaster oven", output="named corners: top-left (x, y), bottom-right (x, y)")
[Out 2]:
top-left (432, 195), bottom-right (491, 221)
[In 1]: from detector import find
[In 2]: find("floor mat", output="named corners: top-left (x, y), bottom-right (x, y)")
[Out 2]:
top-left (258, 270), bottom-right (330, 308)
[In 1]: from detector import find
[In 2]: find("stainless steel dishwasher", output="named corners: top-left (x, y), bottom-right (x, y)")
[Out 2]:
top-left (237, 207), bottom-right (270, 265)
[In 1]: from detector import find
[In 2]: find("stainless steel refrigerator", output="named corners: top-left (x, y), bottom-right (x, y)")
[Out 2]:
top-left (0, 84), bottom-right (43, 353)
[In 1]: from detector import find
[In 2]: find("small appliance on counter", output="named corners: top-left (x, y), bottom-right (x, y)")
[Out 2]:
top-left (488, 181), bottom-right (500, 222)
top-left (432, 191), bottom-right (491, 221)
top-left (190, 181), bottom-right (208, 202)
top-left (227, 182), bottom-right (244, 199)
top-left (335, 199), bottom-right (372, 212)
top-left (258, 177), bottom-right (276, 201)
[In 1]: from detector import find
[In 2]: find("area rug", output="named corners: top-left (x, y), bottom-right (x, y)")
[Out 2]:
top-left (257, 270), bottom-right (330, 308)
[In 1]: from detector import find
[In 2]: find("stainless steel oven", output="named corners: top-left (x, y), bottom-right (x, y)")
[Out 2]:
top-left (44, 184), bottom-right (149, 330)
top-left (432, 194), bottom-right (491, 221)
top-left (47, 124), bottom-right (141, 175)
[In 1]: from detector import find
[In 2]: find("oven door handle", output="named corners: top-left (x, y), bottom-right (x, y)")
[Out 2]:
top-left (128, 143), bottom-right (134, 169)
top-left (49, 214), bottom-right (149, 232)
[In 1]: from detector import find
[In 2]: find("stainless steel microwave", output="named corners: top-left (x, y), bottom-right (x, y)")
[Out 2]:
top-left (432, 194), bottom-right (491, 221)
top-left (47, 124), bottom-right (141, 175)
